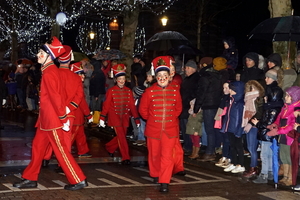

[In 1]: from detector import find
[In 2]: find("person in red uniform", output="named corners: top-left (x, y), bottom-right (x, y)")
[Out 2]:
top-left (139, 56), bottom-right (183, 193)
top-left (167, 56), bottom-right (185, 176)
top-left (13, 37), bottom-right (87, 191)
top-left (69, 62), bottom-right (93, 157)
top-left (99, 64), bottom-right (140, 165)
top-left (42, 45), bottom-right (85, 170)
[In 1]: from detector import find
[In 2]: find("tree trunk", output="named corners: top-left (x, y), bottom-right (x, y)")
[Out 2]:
top-left (196, 0), bottom-right (205, 61)
top-left (269, 0), bottom-right (295, 69)
top-left (119, 6), bottom-right (140, 79)
top-left (49, 5), bottom-right (60, 38)
top-left (11, 30), bottom-right (18, 64)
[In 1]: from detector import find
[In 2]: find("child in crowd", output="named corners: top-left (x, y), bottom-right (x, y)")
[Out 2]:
top-left (267, 86), bottom-right (300, 186)
top-left (242, 80), bottom-right (265, 179)
top-left (222, 81), bottom-right (246, 173)
top-left (292, 107), bottom-right (300, 190)
top-left (5, 72), bottom-right (17, 111)
top-left (186, 99), bottom-right (202, 159)
top-left (144, 71), bottom-right (155, 88)
top-left (251, 69), bottom-right (284, 184)
top-left (215, 82), bottom-right (231, 168)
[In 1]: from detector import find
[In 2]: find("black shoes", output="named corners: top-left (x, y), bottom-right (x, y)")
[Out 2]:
top-left (42, 159), bottom-right (49, 168)
top-left (121, 160), bottom-right (131, 165)
top-left (64, 179), bottom-right (88, 191)
top-left (13, 179), bottom-right (37, 188)
top-left (153, 177), bottom-right (159, 184)
top-left (175, 171), bottom-right (186, 176)
top-left (159, 183), bottom-right (169, 193)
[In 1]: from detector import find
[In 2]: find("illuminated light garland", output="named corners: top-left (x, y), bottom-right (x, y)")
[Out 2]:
top-left (0, 0), bottom-right (177, 58)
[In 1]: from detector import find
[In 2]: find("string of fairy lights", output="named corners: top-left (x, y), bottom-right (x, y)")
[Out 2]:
top-left (0, 0), bottom-right (177, 58)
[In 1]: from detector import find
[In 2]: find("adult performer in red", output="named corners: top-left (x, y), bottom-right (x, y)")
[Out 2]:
top-left (167, 56), bottom-right (185, 176)
top-left (42, 45), bottom-right (85, 169)
top-left (69, 62), bottom-right (93, 157)
top-left (99, 64), bottom-right (140, 165)
top-left (139, 56), bottom-right (183, 193)
top-left (13, 37), bottom-right (87, 191)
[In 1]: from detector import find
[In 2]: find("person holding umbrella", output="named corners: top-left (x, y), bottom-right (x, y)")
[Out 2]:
top-left (251, 69), bottom-right (284, 184)
top-left (266, 86), bottom-right (300, 186)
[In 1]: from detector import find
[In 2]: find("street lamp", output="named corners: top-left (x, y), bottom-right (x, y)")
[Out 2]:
top-left (161, 16), bottom-right (168, 26)
top-left (89, 31), bottom-right (95, 40)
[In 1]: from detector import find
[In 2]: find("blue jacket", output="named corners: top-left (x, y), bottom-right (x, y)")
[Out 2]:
top-left (221, 81), bottom-right (245, 137)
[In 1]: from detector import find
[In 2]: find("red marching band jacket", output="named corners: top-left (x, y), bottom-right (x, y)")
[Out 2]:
top-left (100, 85), bottom-right (140, 127)
top-left (73, 98), bottom-right (92, 126)
top-left (139, 83), bottom-right (182, 140)
top-left (35, 61), bottom-right (67, 130)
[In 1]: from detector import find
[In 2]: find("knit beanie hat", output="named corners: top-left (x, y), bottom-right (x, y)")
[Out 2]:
top-left (185, 60), bottom-right (197, 69)
top-left (285, 86), bottom-right (300, 104)
top-left (265, 69), bottom-right (278, 81)
top-left (213, 57), bottom-right (227, 71)
top-left (199, 57), bottom-right (213, 67)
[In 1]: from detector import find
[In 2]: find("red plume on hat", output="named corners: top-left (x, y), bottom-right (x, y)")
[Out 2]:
top-left (151, 56), bottom-right (171, 75)
top-left (112, 64), bottom-right (126, 78)
top-left (58, 45), bottom-right (73, 63)
top-left (70, 62), bottom-right (83, 74)
top-left (42, 36), bottom-right (66, 60)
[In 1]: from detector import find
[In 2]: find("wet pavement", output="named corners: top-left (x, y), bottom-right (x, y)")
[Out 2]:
top-left (0, 108), bottom-right (299, 200)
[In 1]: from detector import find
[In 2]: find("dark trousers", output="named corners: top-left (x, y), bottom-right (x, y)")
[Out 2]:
top-left (228, 132), bottom-right (244, 166)
top-left (180, 118), bottom-right (192, 152)
top-left (203, 109), bottom-right (219, 154)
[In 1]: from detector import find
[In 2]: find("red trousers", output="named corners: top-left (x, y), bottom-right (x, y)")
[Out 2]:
top-left (147, 133), bottom-right (177, 183)
top-left (173, 139), bottom-right (184, 174)
top-left (43, 117), bottom-right (74, 160)
top-left (105, 126), bottom-right (130, 161)
top-left (71, 125), bottom-right (89, 155)
top-left (22, 128), bottom-right (86, 184)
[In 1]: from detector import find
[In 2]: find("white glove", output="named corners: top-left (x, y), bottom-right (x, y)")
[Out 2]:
top-left (88, 118), bottom-right (93, 124)
top-left (99, 120), bottom-right (106, 128)
top-left (62, 120), bottom-right (70, 131)
top-left (66, 106), bottom-right (70, 114)
top-left (136, 124), bottom-right (140, 128)
top-left (2, 99), bottom-right (6, 105)
top-left (243, 123), bottom-right (252, 133)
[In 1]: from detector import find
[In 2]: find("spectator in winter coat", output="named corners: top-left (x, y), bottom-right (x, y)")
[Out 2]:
top-left (252, 69), bottom-right (284, 184)
top-left (194, 57), bottom-right (229, 161)
top-left (180, 60), bottom-right (200, 155)
top-left (222, 37), bottom-right (238, 70)
top-left (222, 81), bottom-right (246, 173)
top-left (240, 52), bottom-right (265, 84)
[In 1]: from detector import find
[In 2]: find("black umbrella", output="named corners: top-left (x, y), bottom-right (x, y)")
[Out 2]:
top-left (145, 31), bottom-right (191, 51)
top-left (248, 16), bottom-right (300, 41)
top-left (167, 44), bottom-right (203, 68)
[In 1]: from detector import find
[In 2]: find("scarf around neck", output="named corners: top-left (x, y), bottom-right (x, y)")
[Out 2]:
top-left (242, 90), bottom-right (259, 127)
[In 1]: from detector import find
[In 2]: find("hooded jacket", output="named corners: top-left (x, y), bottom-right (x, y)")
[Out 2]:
top-left (222, 37), bottom-right (238, 70)
top-left (240, 52), bottom-right (265, 84)
top-left (220, 81), bottom-right (245, 137)
top-left (256, 81), bottom-right (284, 142)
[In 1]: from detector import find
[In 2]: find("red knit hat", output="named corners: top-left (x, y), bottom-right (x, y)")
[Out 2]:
top-left (58, 45), bottom-right (73, 63)
top-left (70, 62), bottom-right (83, 74)
top-left (151, 56), bottom-right (171, 74)
top-left (112, 64), bottom-right (126, 78)
top-left (42, 36), bottom-right (65, 60)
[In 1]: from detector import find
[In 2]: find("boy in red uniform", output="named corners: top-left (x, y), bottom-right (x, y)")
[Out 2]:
top-left (99, 64), bottom-right (140, 165)
top-left (13, 37), bottom-right (87, 191)
top-left (70, 62), bottom-right (93, 157)
top-left (139, 56), bottom-right (183, 193)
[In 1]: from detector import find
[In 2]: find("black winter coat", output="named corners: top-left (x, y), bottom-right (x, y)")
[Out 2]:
top-left (193, 69), bottom-right (229, 113)
top-left (179, 72), bottom-right (199, 119)
top-left (256, 81), bottom-right (284, 142)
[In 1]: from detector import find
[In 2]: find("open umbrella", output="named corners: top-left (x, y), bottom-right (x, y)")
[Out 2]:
top-left (94, 49), bottom-right (126, 60)
top-left (270, 138), bottom-right (279, 189)
top-left (145, 31), bottom-right (191, 51)
top-left (167, 44), bottom-right (203, 69)
top-left (248, 16), bottom-right (300, 42)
